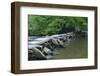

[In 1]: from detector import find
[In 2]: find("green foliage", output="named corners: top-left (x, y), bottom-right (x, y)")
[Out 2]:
top-left (28, 15), bottom-right (88, 36)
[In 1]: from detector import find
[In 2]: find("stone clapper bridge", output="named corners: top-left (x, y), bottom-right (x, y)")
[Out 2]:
top-left (28, 32), bottom-right (75, 60)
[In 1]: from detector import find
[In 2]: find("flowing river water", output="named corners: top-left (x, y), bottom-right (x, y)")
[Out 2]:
top-left (52, 37), bottom-right (88, 59)
top-left (29, 35), bottom-right (88, 60)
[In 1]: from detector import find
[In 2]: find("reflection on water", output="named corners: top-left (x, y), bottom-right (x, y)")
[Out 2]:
top-left (52, 37), bottom-right (88, 59)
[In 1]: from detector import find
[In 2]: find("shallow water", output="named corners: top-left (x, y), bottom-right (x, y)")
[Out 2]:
top-left (52, 37), bottom-right (88, 59)
top-left (28, 36), bottom-right (88, 60)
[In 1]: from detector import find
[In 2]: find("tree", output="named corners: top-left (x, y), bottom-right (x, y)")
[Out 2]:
top-left (28, 15), bottom-right (88, 36)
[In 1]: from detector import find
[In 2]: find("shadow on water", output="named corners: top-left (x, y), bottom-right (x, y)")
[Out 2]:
top-left (51, 36), bottom-right (88, 59)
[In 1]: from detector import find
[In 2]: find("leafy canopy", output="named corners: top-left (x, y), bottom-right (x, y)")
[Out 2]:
top-left (28, 15), bottom-right (87, 36)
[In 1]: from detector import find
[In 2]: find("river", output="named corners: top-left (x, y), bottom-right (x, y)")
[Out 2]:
top-left (28, 35), bottom-right (88, 60)
top-left (52, 36), bottom-right (88, 59)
